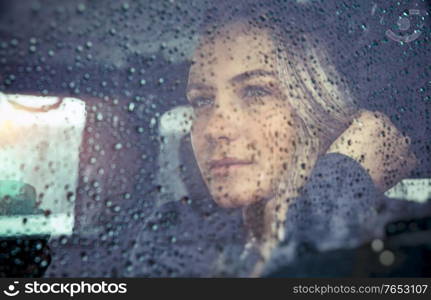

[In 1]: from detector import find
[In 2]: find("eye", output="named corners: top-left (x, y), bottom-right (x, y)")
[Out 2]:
top-left (189, 96), bottom-right (214, 109)
top-left (241, 85), bottom-right (272, 99)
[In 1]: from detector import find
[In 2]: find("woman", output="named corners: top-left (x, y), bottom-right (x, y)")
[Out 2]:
top-left (128, 2), bottom-right (426, 277)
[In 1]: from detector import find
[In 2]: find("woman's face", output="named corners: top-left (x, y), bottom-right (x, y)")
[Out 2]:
top-left (187, 23), bottom-right (298, 208)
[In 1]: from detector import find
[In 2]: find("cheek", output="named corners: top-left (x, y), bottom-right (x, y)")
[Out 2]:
top-left (260, 116), bottom-right (293, 150)
top-left (190, 130), bottom-right (202, 156)
top-left (255, 115), bottom-right (296, 177)
top-left (190, 126), bottom-right (208, 168)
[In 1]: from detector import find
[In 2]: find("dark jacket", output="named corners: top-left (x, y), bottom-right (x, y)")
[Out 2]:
top-left (126, 153), bottom-right (431, 277)
top-left (262, 153), bottom-right (431, 276)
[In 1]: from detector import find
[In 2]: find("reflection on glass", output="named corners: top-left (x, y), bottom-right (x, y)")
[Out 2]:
top-left (0, 93), bottom-right (86, 236)
top-left (0, 180), bottom-right (40, 215)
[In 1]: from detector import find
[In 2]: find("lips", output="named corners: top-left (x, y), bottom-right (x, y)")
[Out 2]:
top-left (209, 157), bottom-right (253, 170)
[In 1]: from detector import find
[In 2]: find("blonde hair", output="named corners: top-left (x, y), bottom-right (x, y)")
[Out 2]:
top-left (197, 3), bottom-right (359, 269)
top-left (261, 26), bottom-right (358, 254)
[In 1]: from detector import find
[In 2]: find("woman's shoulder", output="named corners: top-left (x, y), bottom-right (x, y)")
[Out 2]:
top-left (289, 152), bottom-right (382, 219)
top-left (125, 199), bottom-right (246, 277)
top-left (140, 199), bottom-right (245, 239)
top-left (263, 153), bottom-right (428, 275)
top-left (303, 152), bottom-right (379, 199)
top-left (283, 153), bottom-right (384, 251)
top-left (283, 152), bottom-right (431, 252)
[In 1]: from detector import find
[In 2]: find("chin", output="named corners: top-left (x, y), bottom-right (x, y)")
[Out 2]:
top-left (211, 190), bottom-right (263, 209)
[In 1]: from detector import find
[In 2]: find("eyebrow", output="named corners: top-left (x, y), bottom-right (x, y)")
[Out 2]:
top-left (186, 69), bottom-right (277, 94)
top-left (186, 83), bottom-right (216, 96)
top-left (229, 69), bottom-right (277, 84)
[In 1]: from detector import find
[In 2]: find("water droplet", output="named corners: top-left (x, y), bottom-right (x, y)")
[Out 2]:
top-left (77, 3), bottom-right (86, 13)
top-left (35, 242), bottom-right (42, 250)
top-left (122, 3), bottom-right (130, 11)
top-left (379, 250), bottom-right (395, 266)
top-left (371, 239), bottom-right (384, 252)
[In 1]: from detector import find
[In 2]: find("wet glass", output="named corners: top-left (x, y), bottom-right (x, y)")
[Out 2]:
top-left (0, 0), bottom-right (430, 278)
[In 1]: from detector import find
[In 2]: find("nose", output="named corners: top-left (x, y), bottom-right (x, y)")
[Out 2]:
top-left (202, 99), bottom-right (241, 146)
top-left (204, 112), bottom-right (237, 146)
